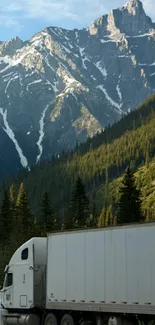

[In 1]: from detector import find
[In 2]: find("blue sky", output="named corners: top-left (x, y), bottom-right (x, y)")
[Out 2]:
top-left (0, 0), bottom-right (154, 41)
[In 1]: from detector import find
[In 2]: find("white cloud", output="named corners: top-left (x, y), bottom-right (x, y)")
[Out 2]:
top-left (0, 0), bottom-right (154, 32)
top-left (1, 0), bottom-right (105, 23)
top-left (0, 13), bottom-right (23, 30)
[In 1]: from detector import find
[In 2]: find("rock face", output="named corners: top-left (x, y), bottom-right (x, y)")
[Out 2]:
top-left (0, 0), bottom-right (155, 178)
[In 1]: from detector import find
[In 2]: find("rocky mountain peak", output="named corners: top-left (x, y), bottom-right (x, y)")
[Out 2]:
top-left (116, 0), bottom-right (153, 35)
top-left (0, 36), bottom-right (23, 56)
top-left (124, 0), bottom-right (143, 12)
top-left (88, 0), bottom-right (153, 37)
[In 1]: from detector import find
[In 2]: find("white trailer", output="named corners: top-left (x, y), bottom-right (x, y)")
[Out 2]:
top-left (1, 223), bottom-right (155, 325)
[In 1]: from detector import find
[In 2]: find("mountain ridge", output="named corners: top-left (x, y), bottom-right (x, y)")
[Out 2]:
top-left (0, 0), bottom-right (155, 179)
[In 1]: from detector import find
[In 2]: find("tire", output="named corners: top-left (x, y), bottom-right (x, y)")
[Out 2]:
top-left (61, 314), bottom-right (75, 325)
top-left (44, 313), bottom-right (58, 325)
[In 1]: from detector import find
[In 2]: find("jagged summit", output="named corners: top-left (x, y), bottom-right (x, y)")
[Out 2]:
top-left (124, 0), bottom-right (143, 10)
top-left (122, 0), bottom-right (148, 21)
top-left (115, 0), bottom-right (152, 35)
top-left (88, 0), bottom-right (153, 37)
top-left (0, 36), bottom-right (23, 56)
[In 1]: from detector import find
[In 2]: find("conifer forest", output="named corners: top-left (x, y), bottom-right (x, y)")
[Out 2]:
top-left (0, 93), bottom-right (155, 285)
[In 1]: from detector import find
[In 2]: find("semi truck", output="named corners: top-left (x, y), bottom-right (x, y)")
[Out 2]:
top-left (0, 222), bottom-right (155, 325)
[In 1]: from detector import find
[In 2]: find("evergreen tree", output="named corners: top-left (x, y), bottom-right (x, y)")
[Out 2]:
top-left (53, 212), bottom-right (61, 231)
top-left (104, 141), bottom-right (109, 210)
top-left (87, 202), bottom-right (98, 228)
top-left (87, 190), bottom-right (98, 228)
top-left (98, 209), bottom-right (105, 228)
top-left (98, 205), bottom-right (115, 228)
top-left (16, 183), bottom-right (34, 241)
top-left (39, 191), bottom-right (55, 235)
top-left (87, 213), bottom-right (97, 228)
top-left (63, 205), bottom-right (73, 230)
top-left (10, 184), bottom-right (15, 204)
top-left (71, 177), bottom-right (89, 228)
top-left (106, 205), bottom-right (114, 226)
top-left (0, 190), bottom-right (11, 243)
top-left (9, 184), bottom-right (16, 225)
top-left (117, 167), bottom-right (143, 224)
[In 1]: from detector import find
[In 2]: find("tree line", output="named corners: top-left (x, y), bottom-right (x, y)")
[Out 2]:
top-left (0, 166), bottom-right (143, 285)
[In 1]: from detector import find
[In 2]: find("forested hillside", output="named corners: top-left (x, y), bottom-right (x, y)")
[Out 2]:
top-left (0, 93), bottom-right (155, 284)
top-left (5, 92), bottom-right (155, 216)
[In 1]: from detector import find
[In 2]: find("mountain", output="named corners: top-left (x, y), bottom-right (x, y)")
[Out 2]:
top-left (0, 0), bottom-right (155, 179)
top-left (4, 93), bottom-right (155, 218)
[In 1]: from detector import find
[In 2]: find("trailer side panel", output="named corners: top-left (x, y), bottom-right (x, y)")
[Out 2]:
top-left (46, 223), bottom-right (155, 313)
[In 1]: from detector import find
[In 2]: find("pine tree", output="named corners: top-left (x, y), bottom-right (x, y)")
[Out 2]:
top-left (39, 191), bottom-right (55, 235)
top-left (63, 205), bottom-right (73, 230)
top-left (10, 184), bottom-right (15, 204)
top-left (87, 213), bottom-right (97, 228)
top-left (53, 212), bottom-right (61, 231)
top-left (0, 190), bottom-right (11, 243)
top-left (117, 167), bottom-right (143, 224)
top-left (113, 215), bottom-right (117, 225)
top-left (98, 205), bottom-right (116, 228)
top-left (87, 191), bottom-right (98, 228)
top-left (106, 205), bottom-right (114, 226)
top-left (98, 210), bottom-right (105, 228)
top-left (16, 183), bottom-right (34, 241)
top-left (104, 141), bottom-right (109, 209)
top-left (71, 177), bottom-right (89, 228)
top-left (9, 184), bottom-right (16, 226)
top-left (87, 202), bottom-right (98, 228)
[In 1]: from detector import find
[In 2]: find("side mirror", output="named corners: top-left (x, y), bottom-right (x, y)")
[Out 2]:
top-left (4, 265), bottom-right (9, 274)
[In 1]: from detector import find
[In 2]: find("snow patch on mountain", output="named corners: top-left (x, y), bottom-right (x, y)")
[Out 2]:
top-left (78, 47), bottom-right (89, 69)
top-left (44, 55), bottom-right (55, 72)
top-left (97, 85), bottom-right (123, 113)
top-left (26, 79), bottom-right (42, 91)
top-left (116, 83), bottom-right (122, 102)
top-left (95, 61), bottom-right (107, 77)
top-left (100, 39), bottom-right (118, 43)
top-left (61, 44), bottom-right (71, 54)
top-left (0, 108), bottom-right (28, 168)
top-left (116, 76), bottom-right (123, 102)
top-left (91, 75), bottom-right (97, 81)
top-left (126, 32), bottom-right (155, 38)
top-left (52, 80), bottom-right (59, 92)
top-left (4, 74), bottom-right (18, 94)
top-left (0, 47), bottom-right (39, 73)
top-left (36, 104), bottom-right (49, 163)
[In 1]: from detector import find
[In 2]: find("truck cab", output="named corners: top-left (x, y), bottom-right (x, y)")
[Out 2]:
top-left (1, 237), bottom-right (47, 311)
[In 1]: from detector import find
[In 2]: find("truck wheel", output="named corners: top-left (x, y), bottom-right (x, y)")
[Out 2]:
top-left (44, 313), bottom-right (58, 325)
top-left (61, 314), bottom-right (74, 325)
